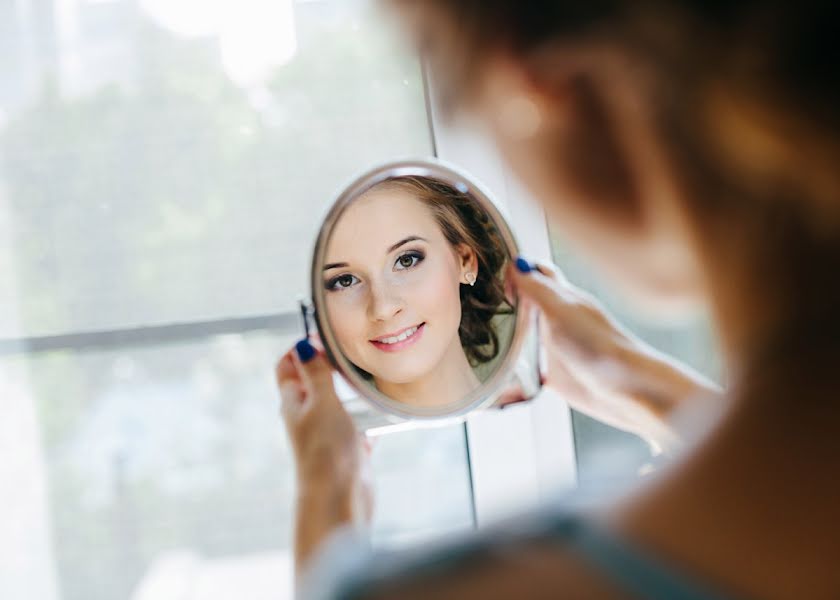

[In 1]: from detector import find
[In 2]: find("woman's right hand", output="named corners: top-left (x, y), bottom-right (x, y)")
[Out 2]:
top-left (276, 339), bottom-right (373, 573)
top-left (505, 258), bottom-right (720, 450)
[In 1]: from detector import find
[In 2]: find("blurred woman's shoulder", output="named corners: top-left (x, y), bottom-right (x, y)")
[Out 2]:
top-left (299, 503), bottom-right (731, 600)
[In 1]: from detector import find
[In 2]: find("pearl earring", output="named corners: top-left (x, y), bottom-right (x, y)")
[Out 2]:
top-left (465, 272), bottom-right (476, 287)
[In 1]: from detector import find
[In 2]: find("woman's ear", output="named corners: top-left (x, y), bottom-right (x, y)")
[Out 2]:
top-left (456, 244), bottom-right (479, 284)
top-left (477, 46), bottom-right (653, 232)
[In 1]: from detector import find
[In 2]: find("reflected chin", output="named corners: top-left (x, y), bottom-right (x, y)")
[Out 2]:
top-left (365, 356), bottom-right (437, 387)
top-left (358, 328), bottom-right (443, 385)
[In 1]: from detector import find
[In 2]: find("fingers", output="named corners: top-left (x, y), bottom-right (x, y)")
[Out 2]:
top-left (275, 338), bottom-right (338, 419)
top-left (532, 260), bottom-right (570, 286)
top-left (276, 350), bottom-right (300, 387)
top-left (292, 339), bottom-right (336, 393)
top-left (507, 260), bottom-right (566, 321)
top-left (276, 350), bottom-right (305, 421)
top-left (508, 257), bottom-right (601, 318)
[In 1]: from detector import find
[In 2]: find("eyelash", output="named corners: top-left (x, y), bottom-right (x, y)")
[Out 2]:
top-left (394, 250), bottom-right (425, 270)
top-left (325, 250), bottom-right (425, 292)
top-left (325, 273), bottom-right (360, 292)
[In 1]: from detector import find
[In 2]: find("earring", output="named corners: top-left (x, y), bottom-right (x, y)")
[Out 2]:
top-left (465, 272), bottom-right (476, 287)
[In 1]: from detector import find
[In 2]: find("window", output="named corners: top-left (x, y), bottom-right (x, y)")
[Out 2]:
top-left (1, 2), bottom-right (473, 599)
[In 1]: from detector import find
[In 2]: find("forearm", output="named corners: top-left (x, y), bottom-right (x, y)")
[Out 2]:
top-left (294, 484), bottom-right (356, 574)
top-left (613, 337), bottom-right (723, 450)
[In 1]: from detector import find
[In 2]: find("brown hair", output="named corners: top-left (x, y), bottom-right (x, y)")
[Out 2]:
top-left (390, 0), bottom-right (840, 361)
top-left (374, 176), bottom-right (513, 365)
top-left (388, 0), bottom-right (840, 216)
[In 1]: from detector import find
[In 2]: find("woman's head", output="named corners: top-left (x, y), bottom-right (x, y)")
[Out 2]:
top-left (387, 1), bottom-right (840, 344)
top-left (323, 176), bottom-right (511, 389)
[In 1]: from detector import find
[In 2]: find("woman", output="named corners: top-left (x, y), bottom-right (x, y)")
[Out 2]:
top-left (278, 1), bottom-right (840, 598)
top-left (323, 175), bottom-right (512, 407)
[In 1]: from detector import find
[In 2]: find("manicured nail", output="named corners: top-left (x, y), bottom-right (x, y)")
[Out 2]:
top-left (295, 338), bottom-right (316, 363)
top-left (515, 257), bottom-right (533, 274)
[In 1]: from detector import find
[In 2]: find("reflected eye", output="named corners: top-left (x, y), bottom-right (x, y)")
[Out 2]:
top-left (325, 273), bottom-right (359, 291)
top-left (395, 251), bottom-right (424, 271)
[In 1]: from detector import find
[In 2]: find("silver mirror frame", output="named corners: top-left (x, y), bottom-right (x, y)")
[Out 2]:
top-left (310, 157), bottom-right (536, 422)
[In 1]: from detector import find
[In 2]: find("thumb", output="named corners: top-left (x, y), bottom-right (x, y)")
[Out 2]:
top-left (276, 351), bottom-right (305, 421)
top-left (507, 258), bottom-right (567, 322)
top-left (292, 338), bottom-right (340, 403)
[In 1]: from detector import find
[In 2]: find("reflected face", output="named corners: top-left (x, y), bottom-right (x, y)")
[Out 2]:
top-left (323, 187), bottom-right (466, 385)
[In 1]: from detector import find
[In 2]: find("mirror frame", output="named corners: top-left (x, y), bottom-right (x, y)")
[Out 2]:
top-left (310, 157), bottom-right (533, 422)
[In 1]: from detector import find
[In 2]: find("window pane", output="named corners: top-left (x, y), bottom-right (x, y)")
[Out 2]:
top-left (0, 0), bottom-right (431, 338)
top-left (371, 425), bottom-right (474, 547)
top-left (549, 233), bottom-right (721, 487)
top-left (3, 333), bottom-right (298, 600)
top-left (2, 332), bottom-right (473, 600)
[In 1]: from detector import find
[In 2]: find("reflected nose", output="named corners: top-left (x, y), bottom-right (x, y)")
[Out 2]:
top-left (367, 280), bottom-right (403, 323)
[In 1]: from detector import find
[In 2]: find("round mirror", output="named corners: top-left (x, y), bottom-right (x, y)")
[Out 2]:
top-left (309, 158), bottom-right (540, 430)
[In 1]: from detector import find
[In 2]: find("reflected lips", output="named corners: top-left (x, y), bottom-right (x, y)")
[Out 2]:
top-left (369, 323), bottom-right (425, 352)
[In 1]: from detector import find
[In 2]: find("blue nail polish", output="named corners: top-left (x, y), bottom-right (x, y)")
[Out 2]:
top-left (515, 257), bottom-right (533, 274)
top-left (295, 338), bottom-right (316, 363)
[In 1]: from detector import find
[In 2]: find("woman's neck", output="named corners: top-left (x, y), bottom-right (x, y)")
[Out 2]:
top-left (375, 339), bottom-right (480, 407)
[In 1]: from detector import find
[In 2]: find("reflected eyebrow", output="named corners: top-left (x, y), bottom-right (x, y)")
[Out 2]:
top-left (387, 236), bottom-right (427, 253)
top-left (323, 262), bottom-right (348, 271)
top-left (323, 236), bottom-right (427, 271)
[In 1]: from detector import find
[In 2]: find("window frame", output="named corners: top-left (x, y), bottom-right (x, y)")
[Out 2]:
top-left (423, 66), bottom-right (578, 526)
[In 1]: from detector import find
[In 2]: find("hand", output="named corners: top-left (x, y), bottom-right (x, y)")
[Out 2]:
top-left (276, 339), bottom-right (373, 572)
top-left (504, 258), bottom-right (721, 450)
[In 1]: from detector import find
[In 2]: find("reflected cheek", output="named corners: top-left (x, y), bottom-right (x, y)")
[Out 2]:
top-left (401, 260), bottom-right (461, 336)
top-left (325, 293), bottom-right (368, 362)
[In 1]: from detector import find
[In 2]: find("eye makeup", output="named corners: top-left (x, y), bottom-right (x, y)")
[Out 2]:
top-left (324, 248), bottom-right (427, 292)
top-left (325, 273), bottom-right (359, 291)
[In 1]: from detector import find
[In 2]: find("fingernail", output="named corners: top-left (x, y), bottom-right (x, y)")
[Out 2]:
top-left (295, 338), bottom-right (316, 363)
top-left (515, 257), bottom-right (533, 274)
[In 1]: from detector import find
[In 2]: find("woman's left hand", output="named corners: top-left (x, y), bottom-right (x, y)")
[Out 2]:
top-left (501, 259), bottom-right (721, 452)
top-left (276, 339), bottom-right (373, 573)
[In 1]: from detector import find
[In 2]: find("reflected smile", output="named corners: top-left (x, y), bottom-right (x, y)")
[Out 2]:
top-left (369, 323), bottom-right (425, 352)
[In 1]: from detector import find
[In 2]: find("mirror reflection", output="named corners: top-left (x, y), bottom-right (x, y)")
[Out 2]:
top-left (321, 174), bottom-right (515, 409)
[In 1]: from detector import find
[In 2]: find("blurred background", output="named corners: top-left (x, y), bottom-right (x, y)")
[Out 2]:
top-left (0, 1), bottom-right (719, 598)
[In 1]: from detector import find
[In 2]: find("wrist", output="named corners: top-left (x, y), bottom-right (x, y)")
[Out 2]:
top-left (608, 339), bottom-right (683, 445)
top-left (297, 477), bottom-right (355, 509)
top-left (613, 337), bottom-right (720, 450)
top-left (613, 337), bottom-right (689, 412)
top-left (294, 484), bottom-right (357, 574)
top-left (294, 441), bottom-right (359, 488)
